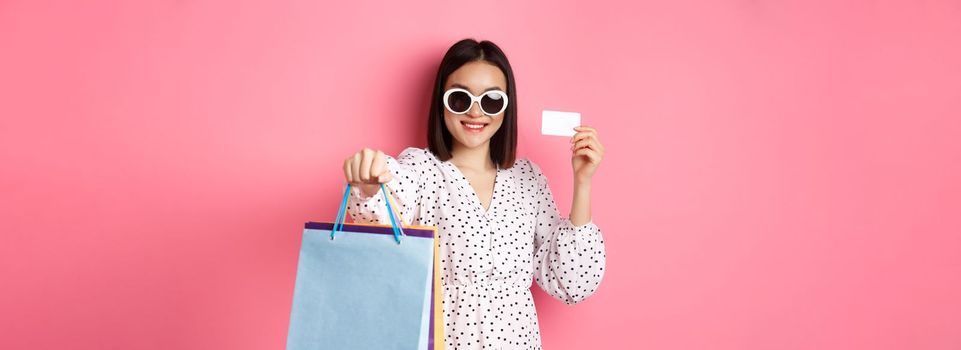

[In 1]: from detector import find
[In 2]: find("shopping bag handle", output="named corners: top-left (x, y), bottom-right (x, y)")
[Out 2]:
top-left (330, 183), bottom-right (406, 244)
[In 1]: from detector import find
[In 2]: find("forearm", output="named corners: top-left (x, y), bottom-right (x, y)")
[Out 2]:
top-left (569, 178), bottom-right (592, 227)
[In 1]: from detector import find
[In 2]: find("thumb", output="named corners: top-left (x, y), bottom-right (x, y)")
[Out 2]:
top-left (378, 172), bottom-right (393, 183)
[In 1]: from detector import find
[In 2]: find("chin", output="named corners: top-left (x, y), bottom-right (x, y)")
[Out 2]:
top-left (457, 138), bottom-right (489, 149)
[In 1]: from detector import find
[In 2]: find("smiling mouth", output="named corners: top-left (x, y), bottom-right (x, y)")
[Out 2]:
top-left (461, 121), bottom-right (488, 130)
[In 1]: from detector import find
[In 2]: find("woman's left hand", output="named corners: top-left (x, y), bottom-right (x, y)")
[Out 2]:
top-left (570, 125), bottom-right (604, 183)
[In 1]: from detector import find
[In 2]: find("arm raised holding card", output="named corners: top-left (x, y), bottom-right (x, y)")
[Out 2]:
top-left (569, 125), bottom-right (604, 226)
top-left (538, 111), bottom-right (603, 226)
top-left (530, 124), bottom-right (606, 304)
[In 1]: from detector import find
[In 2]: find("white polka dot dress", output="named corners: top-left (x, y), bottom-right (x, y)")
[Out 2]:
top-left (347, 147), bottom-right (606, 350)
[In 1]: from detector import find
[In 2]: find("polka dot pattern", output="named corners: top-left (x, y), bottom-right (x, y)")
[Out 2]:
top-left (347, 147), bottom-right (607, 349)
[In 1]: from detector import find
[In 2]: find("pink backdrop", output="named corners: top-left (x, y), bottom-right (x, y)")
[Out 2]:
top-left (2, 0), bottom-right (960, 349)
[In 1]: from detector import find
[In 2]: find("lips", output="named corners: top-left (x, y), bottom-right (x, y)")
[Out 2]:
top-left (461, 121), bottom-right (488, 131)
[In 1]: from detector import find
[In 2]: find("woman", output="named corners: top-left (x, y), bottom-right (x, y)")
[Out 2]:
top-left (342, 38), bottom-right (606, 349)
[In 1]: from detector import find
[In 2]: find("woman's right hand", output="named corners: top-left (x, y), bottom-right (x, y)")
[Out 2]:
top-left (343, 148), bottom-right (393, 197)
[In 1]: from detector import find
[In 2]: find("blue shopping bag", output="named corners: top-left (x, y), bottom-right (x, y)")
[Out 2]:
top-left (286, 183), bottom-right (444, 350)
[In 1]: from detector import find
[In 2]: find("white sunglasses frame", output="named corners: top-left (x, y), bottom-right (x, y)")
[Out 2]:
top-left (442, 88), bottom-right (509, 116)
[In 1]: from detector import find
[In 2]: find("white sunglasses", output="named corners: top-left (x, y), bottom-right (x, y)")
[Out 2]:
top-left (443, 88), bottom-right (509, 116)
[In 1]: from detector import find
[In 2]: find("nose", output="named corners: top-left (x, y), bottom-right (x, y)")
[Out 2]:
top-left (466, 101), bottom-right (484, 118)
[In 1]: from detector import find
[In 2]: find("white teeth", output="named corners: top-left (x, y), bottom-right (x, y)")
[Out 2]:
top-left (464, 123), bottom-right (485, 129)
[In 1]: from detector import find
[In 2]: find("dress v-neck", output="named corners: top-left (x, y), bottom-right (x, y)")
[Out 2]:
top-left (446, 161), bottom-right (500, 217)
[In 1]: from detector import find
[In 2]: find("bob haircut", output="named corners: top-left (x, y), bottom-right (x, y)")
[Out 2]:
top-left (427, 39), bottom-right (517, 169)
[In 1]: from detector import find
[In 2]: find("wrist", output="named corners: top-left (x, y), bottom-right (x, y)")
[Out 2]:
top-left (574, 176), bottom-right (592, 188)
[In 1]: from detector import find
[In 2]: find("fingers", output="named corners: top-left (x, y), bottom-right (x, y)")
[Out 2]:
top-left (572, 125), bottom-right (604, 165)
top-left (575, 125), bottom-right (596, 133)
top-left (571, 138), bottom-right (598, 152)
top-left (359, 148), bottom-right (374, 183)
top-left (344, 148), bottom-right (391, 185)
top-left (571, 133), bottom-right (590, 145)
top-left (573, 147), bottom-right (602, 164)
top-left (343, 157), bottom-right (353, 183)
top-left (571, 129), bottom-right (593, 144)
top-left (570, 129), bottom-right (605, 155)
top-left (570, 126), bottom-right (603, 152)
top-left (370, 150), bottom-right (391, 183)
top-left (575, 137), bottom-right (605, 154)
top-left (350, 153), bottom-right (362, 184)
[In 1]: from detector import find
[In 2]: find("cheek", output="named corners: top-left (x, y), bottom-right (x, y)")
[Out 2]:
top-left (489, 118), bottom-right (504, 133)
top-left (443, 114), bottom-right (458, 131)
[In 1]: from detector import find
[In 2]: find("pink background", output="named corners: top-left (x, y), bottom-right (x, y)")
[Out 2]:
top-left (2, 0), bottom-right (960, 349)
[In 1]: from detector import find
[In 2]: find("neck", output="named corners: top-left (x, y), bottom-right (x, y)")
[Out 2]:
top-left (450, 141), bottom-right (496, 171)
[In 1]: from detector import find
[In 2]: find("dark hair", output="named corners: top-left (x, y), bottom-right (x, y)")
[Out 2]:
top-left (427, 39), bottom-right (517, 169)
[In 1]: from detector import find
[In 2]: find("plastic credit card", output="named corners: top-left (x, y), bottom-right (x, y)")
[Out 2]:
top-left (541, 110), bottom-right (581, 137)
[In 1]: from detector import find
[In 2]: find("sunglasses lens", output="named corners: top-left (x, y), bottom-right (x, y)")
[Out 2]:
top-left (481, 92), bottom-right (506, 115)
top-left (446, 90), bottom-right (471, 113)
